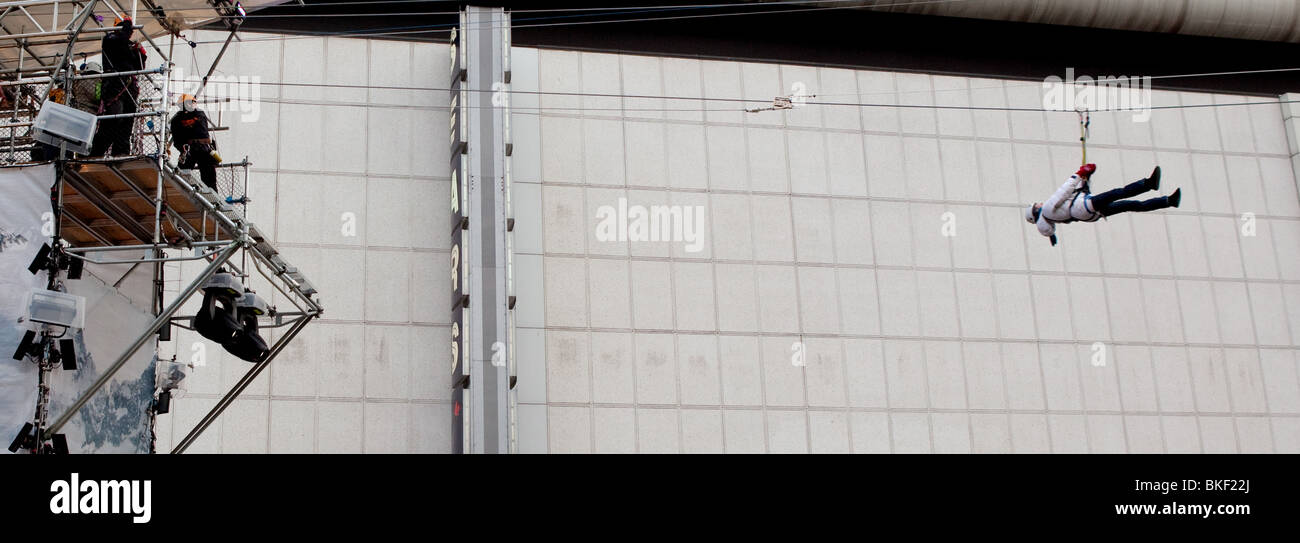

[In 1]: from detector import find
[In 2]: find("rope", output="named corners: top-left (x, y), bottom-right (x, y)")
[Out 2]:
top-left (1077, 109), bottom-right (1090, 166)
top-left (1074, 109), bottom-right (1100, 219)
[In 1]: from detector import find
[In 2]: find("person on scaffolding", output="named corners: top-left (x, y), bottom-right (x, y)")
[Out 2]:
top-left (72, 61), bottom-right (102, 115)
top-left (31, 80), bottom-right (70, 161)
top-left (170, 94), bottom-right (221, 191)
top-left (1025, 164), bottom-right (1182, 246)
top-left (90, 17), bottom-right (146, 157)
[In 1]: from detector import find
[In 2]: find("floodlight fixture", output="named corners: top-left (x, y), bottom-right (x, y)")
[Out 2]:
top-left (25, 289), bottom-right (85, 329)
top-left (32, 101), bottom-right (97, 155)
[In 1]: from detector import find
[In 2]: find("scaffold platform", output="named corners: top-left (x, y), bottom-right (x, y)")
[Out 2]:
top-left (0, 0), bottom-right (313, 454)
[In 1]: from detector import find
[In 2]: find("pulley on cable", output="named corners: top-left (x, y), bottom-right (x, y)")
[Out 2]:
top-left (1076, 109), bottom-right (1091, 191)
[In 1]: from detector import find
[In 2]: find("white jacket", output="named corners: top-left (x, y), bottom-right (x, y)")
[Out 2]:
top-left (1036, 174), bottom-right (1102, 237)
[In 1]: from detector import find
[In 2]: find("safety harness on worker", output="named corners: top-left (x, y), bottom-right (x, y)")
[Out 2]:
top-left (98, 18), bottom-right (145, 115)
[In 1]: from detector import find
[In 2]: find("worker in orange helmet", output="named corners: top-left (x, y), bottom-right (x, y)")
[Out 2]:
top-left (170, 94), bottom-right (221, 190)
top-left (90, 16), bottom-right (146, 156)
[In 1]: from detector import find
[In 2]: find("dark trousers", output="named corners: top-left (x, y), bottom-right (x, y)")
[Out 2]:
top-left (1090, 178), bottom-right (1169, 217)
top-left (179, 142), bottom-right (218, 190)
top-left (90, 97), bottom-right (137, 157)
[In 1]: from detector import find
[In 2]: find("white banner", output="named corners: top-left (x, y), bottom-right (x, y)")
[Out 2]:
top-left (0, 165), bottom-right (53, 450)
top-left (1, 165), bottom-right (156, 453)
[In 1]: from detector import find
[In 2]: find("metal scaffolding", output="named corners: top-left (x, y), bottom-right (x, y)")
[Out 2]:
top-left (1, 0), bottom-right (315, 454)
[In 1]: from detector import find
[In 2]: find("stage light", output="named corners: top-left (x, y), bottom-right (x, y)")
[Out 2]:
top-left (193, 291), bottom-right (242, 345)
top-left (27, 243), bottom-right (51, 275)
top-left (12, 332), bottom-right (75, 370)
top-left (222, 316), bottom-right (268, 363)
top-left (27, 243), bottom-right (84, 281)
top-left (237, 291), bottom-right (269, 316)
top-left (12, 330), bottom-right (36, 361)
top-left (8, 422), bottom-right (33, 453)
top-left (194, 272), bottom-right (245, 344)
top-left (223, 291), bottom-right (270, 363)
top-left (203, 271), bottom-right (244, 298)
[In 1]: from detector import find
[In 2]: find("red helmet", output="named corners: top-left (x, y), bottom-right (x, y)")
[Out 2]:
top-left (1076, 163), bottom-right (1097, 178)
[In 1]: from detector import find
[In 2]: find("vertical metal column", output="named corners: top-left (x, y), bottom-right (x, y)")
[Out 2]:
top-left (450, 6), bottom-right (512, 454)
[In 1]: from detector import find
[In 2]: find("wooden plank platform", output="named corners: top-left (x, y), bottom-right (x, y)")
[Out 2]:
top-left (58, 157), bottom-right (227, 248)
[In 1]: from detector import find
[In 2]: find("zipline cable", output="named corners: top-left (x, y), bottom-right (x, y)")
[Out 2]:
top-left (196, 0), bottom-right (880, 19)
top-left (164, 0), bottom-right (949, 18)
top-left (194, 94), bottom-right (1300, 114)
top-left (189, 78), bottom-right (1300, 114)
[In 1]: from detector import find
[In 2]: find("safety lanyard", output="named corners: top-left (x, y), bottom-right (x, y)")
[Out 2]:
top-left (1077, 109), bottom-right (1090, 166)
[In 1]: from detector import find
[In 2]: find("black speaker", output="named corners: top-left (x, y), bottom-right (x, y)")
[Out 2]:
top-left (27, 243), bottom-right (51, 275)
top-left (8, 422), bottom-right (33, 453)
top-left (58, 339), bottom-right (76, 371)
top-left (65, 256), bottom-right (83, 280)
top-left (50, 434), bottom-right (68, 454)
top-left (158, 322), bottom-right (171, 342)
top-left (154, 391), bottom-right (171, 415)
top-left (12, 331), bottom-right (36, 361)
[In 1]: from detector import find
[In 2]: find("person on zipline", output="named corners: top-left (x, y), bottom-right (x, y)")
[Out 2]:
top-left (1025, 164), bottom-right (1182, 246)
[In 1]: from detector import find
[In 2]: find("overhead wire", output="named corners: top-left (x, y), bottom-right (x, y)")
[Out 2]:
top-left (180, 0), bottom-right (971, 44)
top-left (37, 0), bottom-right (1290, 114)
top-left (182, 89), bottom-right (1300, 115)
top-left (815, 67), bottom-right (1300, 99)
top-left (181, 69), bottom-right (1300, 115)
top-left (169, 0), bottom-right (928, 17)
top-left (163, 1), bottom-right (1300, 106)
top-left (193, 1), bottom-right (866, 19)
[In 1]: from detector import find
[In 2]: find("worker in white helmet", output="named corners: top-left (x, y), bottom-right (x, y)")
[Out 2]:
top-left (1026, 164), bottom-right (1181, 246)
